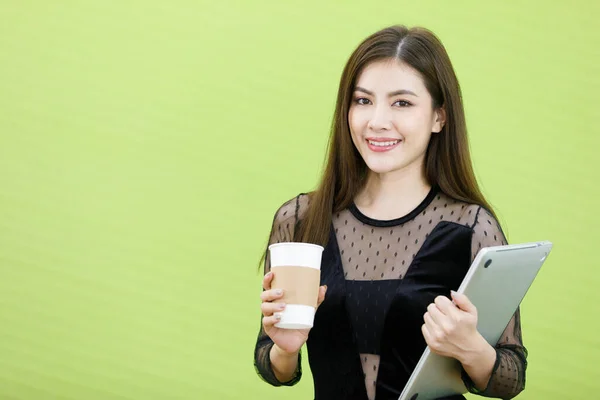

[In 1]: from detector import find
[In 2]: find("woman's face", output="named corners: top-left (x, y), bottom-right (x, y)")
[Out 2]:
top-left (348, 59), bottom-right (445, 177)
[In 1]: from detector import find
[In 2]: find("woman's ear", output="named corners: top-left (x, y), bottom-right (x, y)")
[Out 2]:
top-left (432, 107), bottom-right (446, 133)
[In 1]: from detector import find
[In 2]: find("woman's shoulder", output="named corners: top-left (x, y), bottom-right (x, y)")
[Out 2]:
top-left (266, 193), bottom-right (312, 243)
top-left (271, 192), bottom-right (312, 226)
top-left (436, 192), bottom-right (500, 229)
top-left (438, 193), bottom-right (507, 245)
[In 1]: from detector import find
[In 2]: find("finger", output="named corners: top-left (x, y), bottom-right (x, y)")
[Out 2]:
top-left (421, 323), bottom-right (431, 341)
top-left (426, 303), bottom-right (446, 326)
top-left (316, 285), bottom-right (328, 307)
top-left (262, 313), bottom-right (282, 328)
top-left (451, 291), bottom-right (477, 315)
top-left (423, 311), bottom-right (441, 332)
top-left (434, 295), bottom-right (460, 318)
top-left (424, 313), bottom-right (448, 350)
top-left (261, 301), bottom-right (286, 317)
top-left (262, 271), bottom-right (274, 291)
top-left (260, 288), bottom-right (284, 302)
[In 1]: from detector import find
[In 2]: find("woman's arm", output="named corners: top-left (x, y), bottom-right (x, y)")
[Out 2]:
top-left (422, 293), bottom-right (527, 398)
top-left (455, 330), bottom-right (496, 390)
top-left (254, 328), bottom-right (302, 386)
top-left (254, 194), bottom-right (313, 387)
top-left (423, 206), bottom-right (527, 398)
top-left (460, 206), bottom-right (527, 397)
top-left (461, 310), bottom-right (527, 398)
top-left (270, 344), bottom-right (300, 382)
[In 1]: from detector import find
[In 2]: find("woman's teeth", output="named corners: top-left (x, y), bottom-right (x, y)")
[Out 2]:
top-left (368, 140), bottom-right (399, 147)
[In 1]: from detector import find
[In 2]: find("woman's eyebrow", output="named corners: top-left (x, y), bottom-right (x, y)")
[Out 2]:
top-left (354, 86), bottom-right (418, 97)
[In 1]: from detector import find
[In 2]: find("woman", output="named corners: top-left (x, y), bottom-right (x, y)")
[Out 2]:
top-left (254, 25), bottom-right (527, 400)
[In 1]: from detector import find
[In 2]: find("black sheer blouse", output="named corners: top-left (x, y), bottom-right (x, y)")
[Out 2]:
top-left (254, 187), bottom-right (527, 400)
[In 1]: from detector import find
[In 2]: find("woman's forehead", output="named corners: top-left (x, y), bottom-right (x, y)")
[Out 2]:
top-left (355, 60), bottom-right (427, 94)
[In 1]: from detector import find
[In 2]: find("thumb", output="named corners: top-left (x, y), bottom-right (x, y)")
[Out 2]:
top-left (316, 285), bottom-right (328, 308)
top-left (451, 291), bottom-right (477, 315)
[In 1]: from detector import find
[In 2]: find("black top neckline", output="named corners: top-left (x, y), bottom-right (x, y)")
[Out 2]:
top-left (348, 186), bottom-right (439, 227)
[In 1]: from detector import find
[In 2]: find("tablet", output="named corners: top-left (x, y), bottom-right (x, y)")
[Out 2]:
top-left (398, 241), bottom-right (553, 400)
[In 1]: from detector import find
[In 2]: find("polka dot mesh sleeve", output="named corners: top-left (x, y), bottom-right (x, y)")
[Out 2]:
top-left (462, 208), bottom-right (528, 398)
top-left (253, 195), bottom-right (307, 387)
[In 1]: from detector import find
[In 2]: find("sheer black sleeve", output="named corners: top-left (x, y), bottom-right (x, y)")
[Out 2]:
top-left (462, 207), bottom-right (528, 399)
top-left (253, 194), bottom-right (308, 386)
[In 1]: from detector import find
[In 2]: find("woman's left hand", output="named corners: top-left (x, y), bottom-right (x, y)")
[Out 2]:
top-left (421, 291), bottom-right (483, 363)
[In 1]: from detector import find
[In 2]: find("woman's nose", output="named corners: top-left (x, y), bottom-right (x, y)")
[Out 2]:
top-left (367, 105), bottom-right (393, 131)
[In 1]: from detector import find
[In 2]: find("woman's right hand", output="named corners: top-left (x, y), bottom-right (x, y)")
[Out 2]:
top-left (261, 271), bottom-right (327, 356)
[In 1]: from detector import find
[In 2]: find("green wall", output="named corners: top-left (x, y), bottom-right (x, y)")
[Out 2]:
top-left (0, 1), bottom-right (598, 399)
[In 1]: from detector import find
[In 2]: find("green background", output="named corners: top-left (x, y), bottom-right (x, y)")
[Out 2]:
top-left (0, 1), bottom-right (598, 399)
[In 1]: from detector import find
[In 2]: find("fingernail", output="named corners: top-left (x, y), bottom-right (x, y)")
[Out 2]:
top-left (266, 271), bottom-right (272, 277)
top-left (451, 290), bottom-right (457, 296)
top-left (278, 303), bottom-right (286, 310)
top-left (324, 285), bottom-right (328, 291)
top-left (275, 289), bottom-right (283, 295)
top-left (274, 312), bottom-right (282, 320)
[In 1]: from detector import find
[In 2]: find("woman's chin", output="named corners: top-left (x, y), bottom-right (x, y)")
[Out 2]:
top-left (365, 163), bottom-right (402, 175)
top-left (363, 154), bottom-right (423, 176)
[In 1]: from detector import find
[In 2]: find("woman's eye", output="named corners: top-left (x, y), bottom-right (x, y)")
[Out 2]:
top-left (393, 100), bottom-right (411, 107)
top-left (355, 97), bottom-right (371, 105)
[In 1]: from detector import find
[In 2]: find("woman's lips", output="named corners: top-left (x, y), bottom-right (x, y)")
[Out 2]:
top-left (366, 137), bottom-right (402, 152)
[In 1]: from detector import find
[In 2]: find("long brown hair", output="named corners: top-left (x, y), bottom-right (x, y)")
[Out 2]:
top-left (298, 25), bottom-right (496, 247)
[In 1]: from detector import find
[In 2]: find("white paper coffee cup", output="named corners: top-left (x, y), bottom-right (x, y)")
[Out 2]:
top-left (268, 242), bottom-right (324, 329)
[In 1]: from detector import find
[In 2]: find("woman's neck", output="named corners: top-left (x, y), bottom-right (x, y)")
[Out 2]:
top-left (354, 166), bottom-right (432, 221)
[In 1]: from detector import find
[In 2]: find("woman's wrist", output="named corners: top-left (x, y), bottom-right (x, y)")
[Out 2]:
top-left (270, 344), bottom-right (299, 383)
top-left (456, 332), bottom-right (496, 391)
top-left (458, 332), bottom-right (495, 367)
top-left (271, 343), bottom-right (299, 359)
